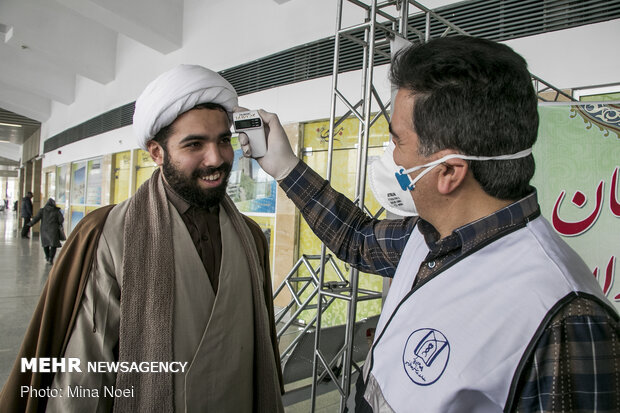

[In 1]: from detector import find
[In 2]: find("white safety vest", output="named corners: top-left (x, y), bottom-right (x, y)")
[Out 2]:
top-left (363, 216), bottom-right (610, 413)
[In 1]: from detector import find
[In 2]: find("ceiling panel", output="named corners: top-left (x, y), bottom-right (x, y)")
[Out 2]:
top-left (0, 107), bottom-right (40, 145)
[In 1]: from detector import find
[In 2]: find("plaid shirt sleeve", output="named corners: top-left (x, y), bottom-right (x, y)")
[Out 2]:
top-left (279, 161), bottom-right (417, 277)
top-left (513, 296), bottom-right (620, 413)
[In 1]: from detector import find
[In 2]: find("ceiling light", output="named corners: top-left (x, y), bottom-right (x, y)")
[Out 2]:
top-left (0, 122), bottom-right (22, 128)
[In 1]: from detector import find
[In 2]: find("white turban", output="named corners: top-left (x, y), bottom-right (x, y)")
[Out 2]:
top-left (133, 64), bottom-right (238, 150)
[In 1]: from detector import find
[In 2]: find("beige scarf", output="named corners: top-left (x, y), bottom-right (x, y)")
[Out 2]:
top-left (114, 170), bottom-right (282, 412)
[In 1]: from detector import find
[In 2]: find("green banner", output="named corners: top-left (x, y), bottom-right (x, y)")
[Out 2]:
top-left (532, 102), bottom-right (620, 313)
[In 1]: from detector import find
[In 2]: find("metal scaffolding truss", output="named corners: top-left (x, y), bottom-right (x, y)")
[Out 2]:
top-left (533, 74), bottom-right (575, 102)
top-left (275, 1), bottom-right (577, 412)
top-left (310, 2), bottom-right (477, 411)
top-left (274, 253), bottom-right (350, 363)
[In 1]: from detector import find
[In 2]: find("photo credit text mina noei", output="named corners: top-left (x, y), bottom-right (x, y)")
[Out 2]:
top-left (21, 358), bottom-right (189, 373)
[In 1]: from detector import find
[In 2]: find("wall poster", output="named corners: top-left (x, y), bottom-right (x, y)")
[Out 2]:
top-left (532, 101), bottom-right (620, 313)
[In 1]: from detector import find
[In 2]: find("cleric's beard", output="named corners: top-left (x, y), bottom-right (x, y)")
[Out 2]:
top-left (162, 151), bottom-right (231, 209)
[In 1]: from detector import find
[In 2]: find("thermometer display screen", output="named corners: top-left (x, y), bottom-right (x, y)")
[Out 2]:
top-left (234, 118), bottom-right (262, 129)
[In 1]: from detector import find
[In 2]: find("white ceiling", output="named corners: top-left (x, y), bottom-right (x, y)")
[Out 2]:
top-left (0, 0), bottom-right (509, 152)
top-left (0, 0), bottom-right (184, 153)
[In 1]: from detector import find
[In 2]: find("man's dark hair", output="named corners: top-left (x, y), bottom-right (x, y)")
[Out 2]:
top-left (152, 102), bottom-right (229, 151)
top-left (389, 36), bottom-right (538, 200)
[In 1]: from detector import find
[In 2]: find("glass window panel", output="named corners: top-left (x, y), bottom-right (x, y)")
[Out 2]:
top-left (86, 158), bottom-right (103, 206)
top-left (244, 214), bottom-right (275, 275)
top-left (303, 115), bottom-right (389, 151)
top-left (297, 147), bottom-right (386, 327)
top-left (229, 135), bottom-right (277, 214)
top-left (46, 171), bottom-right (56, 202)
top-left (70, 206), bottom-right (85, 232)
top-left (56, 164), bottom-right (68, 205)
top-left (136, 150), bottom-right (157, 189)
top-left (71, 161), bottom-right (87, 205)
top-left (112, 151), bottom-right (131, 203)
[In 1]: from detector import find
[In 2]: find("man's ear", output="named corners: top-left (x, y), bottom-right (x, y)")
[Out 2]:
top-left (436, 158), bottom-right (468, 195)
top-left (147, 140), bottom-right (164, 166)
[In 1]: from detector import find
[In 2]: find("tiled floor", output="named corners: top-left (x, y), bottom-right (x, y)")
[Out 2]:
top-left (0, 209), bottom-right (50, 389)
top-left (0, 210), bottom-right (346, 412)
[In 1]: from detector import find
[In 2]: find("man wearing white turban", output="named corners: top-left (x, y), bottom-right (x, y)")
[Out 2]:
top-left (0, 65), bottom-right (284, 413)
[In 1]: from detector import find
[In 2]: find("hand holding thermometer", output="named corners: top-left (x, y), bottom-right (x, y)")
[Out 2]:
top-left (233, 110), bottom-right (267, 158)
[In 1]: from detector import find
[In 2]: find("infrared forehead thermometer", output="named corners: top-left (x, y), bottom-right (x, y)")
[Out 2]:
top-left (233, 110), bottom-right (267, 158)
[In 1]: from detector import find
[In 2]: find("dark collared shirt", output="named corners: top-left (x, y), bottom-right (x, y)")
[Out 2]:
top-left (163, 180), bottom-right (222, 293)
top-left (281, 160), bottom-right (620, 412)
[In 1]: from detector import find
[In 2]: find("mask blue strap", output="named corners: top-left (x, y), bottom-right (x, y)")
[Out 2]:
top-left (396, 169), bottom-right (415, 191)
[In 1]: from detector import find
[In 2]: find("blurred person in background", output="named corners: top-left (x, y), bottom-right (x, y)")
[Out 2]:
top-left (20, 191), bottom-right (33, 238)
top-left (27, 198), bottom-right (64, 265)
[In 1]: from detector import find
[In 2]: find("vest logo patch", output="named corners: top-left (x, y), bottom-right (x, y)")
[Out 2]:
top-left (402, 328), bottom-right (450, 386)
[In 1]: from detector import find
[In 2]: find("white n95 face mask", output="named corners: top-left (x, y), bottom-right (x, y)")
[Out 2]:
top-left (369, 142), bottom-right (418, 217)
top-left (369, 143), bottom-right (533, 217)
